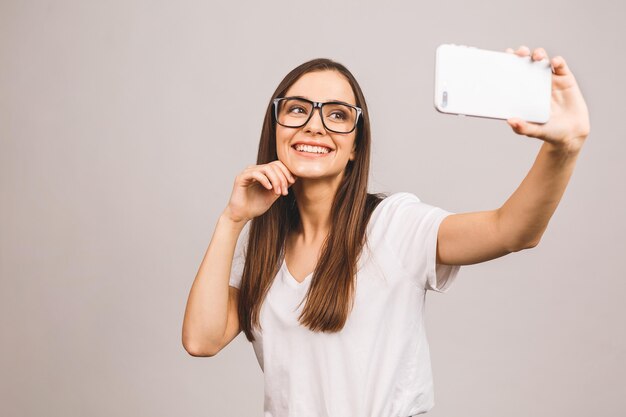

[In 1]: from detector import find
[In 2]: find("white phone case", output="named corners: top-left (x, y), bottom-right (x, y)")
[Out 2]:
top-left (434, 44), bottom-right (552, 123)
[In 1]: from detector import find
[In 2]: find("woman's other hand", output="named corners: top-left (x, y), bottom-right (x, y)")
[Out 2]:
top-left (223, 160), bottom-right (297, 223)
top-left (505, 45), bottom-right (590, 154)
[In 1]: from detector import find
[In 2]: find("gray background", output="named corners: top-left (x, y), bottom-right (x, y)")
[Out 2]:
top-left (1, 0), bottom-right (624, 416)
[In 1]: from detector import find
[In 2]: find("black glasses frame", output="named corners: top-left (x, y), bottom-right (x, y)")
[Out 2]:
top-left (272, 97), bottom-right (363, 134)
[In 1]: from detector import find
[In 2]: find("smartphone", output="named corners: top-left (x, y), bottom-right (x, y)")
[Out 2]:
top-left (434, 44), bottom-right (552, 123)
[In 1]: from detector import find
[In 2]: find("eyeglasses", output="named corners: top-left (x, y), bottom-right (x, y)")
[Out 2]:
top-left (273, 97), bottom-right (362, 134)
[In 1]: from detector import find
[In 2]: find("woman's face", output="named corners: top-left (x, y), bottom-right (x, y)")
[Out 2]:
top-left (275, 70), bottom-right (357, 182)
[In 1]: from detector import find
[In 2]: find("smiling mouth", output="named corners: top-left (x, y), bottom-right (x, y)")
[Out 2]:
top-left (292, 144), bottom-right (333, 155)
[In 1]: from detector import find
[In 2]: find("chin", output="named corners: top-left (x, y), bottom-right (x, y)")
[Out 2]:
top-left (296, 168), bottom-right (345, 181)
top-left (292, 168), bottom-right (326, 179)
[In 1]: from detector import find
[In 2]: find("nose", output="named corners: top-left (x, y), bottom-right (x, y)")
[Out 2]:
top-left (303, 106), bottom-right (326, 135)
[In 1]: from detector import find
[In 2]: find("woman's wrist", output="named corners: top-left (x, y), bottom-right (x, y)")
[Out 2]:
top-left (219, 207), bottom-right (249, 229)
top-left (544, 135), bottom-right (587, 156)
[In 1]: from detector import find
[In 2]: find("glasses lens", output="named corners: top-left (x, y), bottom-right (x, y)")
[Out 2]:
top-left (276, 98), bottom-right (358, 133)
top-left (276, 98), bottom-right (313, 128)
top-left (322, 103), bottom-right (357, 133)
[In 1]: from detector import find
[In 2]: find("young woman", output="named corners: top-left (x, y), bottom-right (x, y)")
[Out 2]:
top-left (182, 45), bottom-right (590, 416)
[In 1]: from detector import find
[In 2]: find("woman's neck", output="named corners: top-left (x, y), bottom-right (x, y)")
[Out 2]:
top-left (292, 178), bottom-right (339, 243)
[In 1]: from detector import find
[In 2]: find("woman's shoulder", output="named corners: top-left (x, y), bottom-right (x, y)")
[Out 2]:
top-left (384, 191), bottom-right (421, 202)
top-left (366, 190), bottom-right (446, 232)
top-left (369, 191), bottom-right (422, 211)
top-left (366, 191), bottom-right (420, 224)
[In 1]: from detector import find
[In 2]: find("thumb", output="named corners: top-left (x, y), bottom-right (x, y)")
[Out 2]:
top-left (507, 117), bottom-right (542, 138)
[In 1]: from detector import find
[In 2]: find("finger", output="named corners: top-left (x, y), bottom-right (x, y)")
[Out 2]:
top-left (272, 161), bottom-right (296, 184)
top-left (516, 45), bottom-right (531, 57)
top-left (505, 47), bottom-right (514, 54)
top-left (242, 165), bottom-right (274, 190)
top-left (550, 55), bottom-right (570, 76)
top-left (247, 170), bottom-right (272, 190)
top-left (260, 165), bottom-right (283, 195)
top-left (268, 164), bottom-right (288, 195)
top-left (507, 117), bottom-right (542, 137)
top-left (262, 166), bottom-right (283, 195)
top-left (532, 47), bottom-right (548, 62)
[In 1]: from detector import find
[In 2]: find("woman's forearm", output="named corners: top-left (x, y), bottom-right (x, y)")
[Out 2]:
top-left (498, 140), bottom-right (584, 249)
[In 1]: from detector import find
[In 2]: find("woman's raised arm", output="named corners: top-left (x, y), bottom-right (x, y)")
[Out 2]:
top-left (435, 46), bottom-right (590, 266)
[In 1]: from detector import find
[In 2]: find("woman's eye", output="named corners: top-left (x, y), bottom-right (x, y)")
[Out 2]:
top-left (329, 111), bottom-right (346, 120)
top-left (288, 106), bottom-right (307, 114)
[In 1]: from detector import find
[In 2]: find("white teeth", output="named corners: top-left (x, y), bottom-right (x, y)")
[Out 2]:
top-left (294, 144), bottom-right (331, 154)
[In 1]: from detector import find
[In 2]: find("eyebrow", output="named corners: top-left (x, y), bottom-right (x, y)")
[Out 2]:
top-left (288, 95), bottom-right (356, 107)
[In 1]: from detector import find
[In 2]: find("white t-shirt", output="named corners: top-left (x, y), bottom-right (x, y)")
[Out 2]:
top-left (229, 192), bottom-right (461, 417)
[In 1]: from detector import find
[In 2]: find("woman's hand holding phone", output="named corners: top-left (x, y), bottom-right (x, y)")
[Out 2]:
top-left (505, 45), bottom-right (590, 153)
top-left (224, 161), bottom-right (297, 223)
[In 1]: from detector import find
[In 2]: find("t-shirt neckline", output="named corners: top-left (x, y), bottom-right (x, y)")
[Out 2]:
top-left (281, 258), bottom-right (313, 287)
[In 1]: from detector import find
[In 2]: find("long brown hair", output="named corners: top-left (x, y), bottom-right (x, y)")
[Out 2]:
top-left (238, 58), bottom-right (386, 341)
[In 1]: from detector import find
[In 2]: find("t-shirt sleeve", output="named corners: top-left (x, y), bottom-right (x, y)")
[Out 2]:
top-left (382, 192), bottom-right (461, 293)
top-left (228, 223), bottom-right (249, 289)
